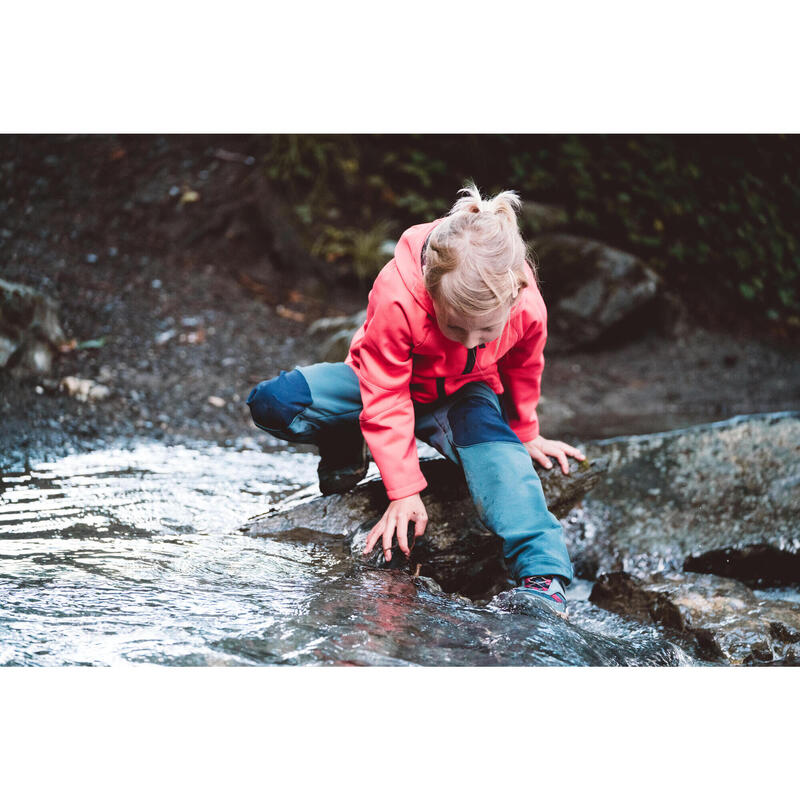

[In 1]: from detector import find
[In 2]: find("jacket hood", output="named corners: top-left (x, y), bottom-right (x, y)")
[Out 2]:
top-left (393, 219), bottom-right (445, 317)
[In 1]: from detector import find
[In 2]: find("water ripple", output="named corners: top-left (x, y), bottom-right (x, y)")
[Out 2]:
top-left (0, 439), bottom-right (711, 666)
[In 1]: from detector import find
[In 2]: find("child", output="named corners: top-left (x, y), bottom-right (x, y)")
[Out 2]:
top-left (247, 183), bottom-right (585, 616)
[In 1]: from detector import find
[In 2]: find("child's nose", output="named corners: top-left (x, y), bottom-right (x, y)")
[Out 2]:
top-left (463, 334), bottom-right (482, 349)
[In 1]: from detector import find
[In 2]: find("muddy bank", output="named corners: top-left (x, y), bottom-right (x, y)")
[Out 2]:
top-left (2, 134), bottom-right (799, 471)
top-left (0, 135), bottom-right (361, 470)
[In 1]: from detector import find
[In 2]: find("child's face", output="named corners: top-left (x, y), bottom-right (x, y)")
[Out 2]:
top-left (432, 299), bottom-right (509, 350)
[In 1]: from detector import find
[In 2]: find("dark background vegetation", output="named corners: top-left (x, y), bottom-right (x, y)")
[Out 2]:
top-left (262, 134), bottom-right (799, 333)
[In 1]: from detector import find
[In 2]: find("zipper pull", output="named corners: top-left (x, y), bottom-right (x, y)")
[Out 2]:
top-left (462, 346), bottom-right (478, 375)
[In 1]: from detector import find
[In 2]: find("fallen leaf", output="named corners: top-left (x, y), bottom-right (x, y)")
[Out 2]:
top-left (275, 305), bottom-right (306, 323)
top-left (237, 272), bottom-right (275, 302)
top-left (58, 339), bottom-right (78, 353)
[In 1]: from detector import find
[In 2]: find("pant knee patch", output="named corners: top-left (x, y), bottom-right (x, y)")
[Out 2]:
top-left (447, 393), bottom-right (521, 447)
top-left (247, 369), bottom-right (313, 431)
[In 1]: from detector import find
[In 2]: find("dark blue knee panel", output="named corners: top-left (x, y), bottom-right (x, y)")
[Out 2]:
top-left (246, 369), bottom-right (313, 431)
top-left (447, 392), bottom-right (521, 447)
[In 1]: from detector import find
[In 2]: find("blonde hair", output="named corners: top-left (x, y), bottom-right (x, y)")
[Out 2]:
top-left (423, 181), bottom-right (533, 317)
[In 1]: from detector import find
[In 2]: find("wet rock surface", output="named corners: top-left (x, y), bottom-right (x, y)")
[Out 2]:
top-left (564, 412), bottom-right (800, 584)
top-left (227, 526), bottom-right (693, 666)
top-left (590, 571), bottom-right (800, 665)
top-left (245, 456), bottom-right (605, 602)
top-left (215, 558), bottom-right (689, 667)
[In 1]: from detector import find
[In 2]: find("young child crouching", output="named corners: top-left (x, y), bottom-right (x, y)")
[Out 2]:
top-left (247, 183), bottom-right (585, 616)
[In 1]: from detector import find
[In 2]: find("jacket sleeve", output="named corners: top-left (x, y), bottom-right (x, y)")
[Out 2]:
top-left (356, 295), bottom-right (427, 501)
top-left (497, 308), bottom-right (547, 444)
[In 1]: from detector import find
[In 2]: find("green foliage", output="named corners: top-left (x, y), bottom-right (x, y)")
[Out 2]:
top-left (261, 134), bottom-right (800, 324)
top-left (310, 220), bottom-right (396, 286)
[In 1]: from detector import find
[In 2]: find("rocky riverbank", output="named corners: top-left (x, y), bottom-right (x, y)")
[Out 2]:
top-left (2, 135), bottom-right (799, 666)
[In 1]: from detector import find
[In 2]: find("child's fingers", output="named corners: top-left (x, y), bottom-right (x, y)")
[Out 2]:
top-left (562, 442), bottom-right (586, 460)
top-left (530, 447), bottom-right (553, 469)
top-left (382, 517), bottom-right (397, 561)
top-left (396, 513), bottom-right (410, 557)
top-left (364, 519), bottom-right (385, 554)
top-left (413, 512), bottom-right (428, 540)
top-left (556, 450), bottom-right (569, 475)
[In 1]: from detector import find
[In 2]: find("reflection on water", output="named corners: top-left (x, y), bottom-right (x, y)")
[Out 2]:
top-left (1, 440), bottom-right (703, 666)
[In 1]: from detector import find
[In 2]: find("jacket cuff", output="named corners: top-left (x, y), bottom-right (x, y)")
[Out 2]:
top-left (510, 418), bottom-right (540, 443)
top-left (384, 476), bottom-right (428, 501)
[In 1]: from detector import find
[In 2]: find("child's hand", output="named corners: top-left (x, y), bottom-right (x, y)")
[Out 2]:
top-left (523, 435), bottom-right (586, 475)
top-left (364, 493), bottom-right (428, 562)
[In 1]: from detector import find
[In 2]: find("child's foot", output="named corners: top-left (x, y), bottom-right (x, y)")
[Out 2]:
top-left (515, 575), bottom-right (568, 618)
top-left (317, 429), bottom-right (370, 495)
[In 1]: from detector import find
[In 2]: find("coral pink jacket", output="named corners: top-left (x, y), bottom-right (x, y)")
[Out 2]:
top-left (346, 218), bottom-right (548, 500)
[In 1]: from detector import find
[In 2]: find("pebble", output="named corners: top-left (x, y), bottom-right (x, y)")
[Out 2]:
top-left (155, 329), bottom-right (176, 345)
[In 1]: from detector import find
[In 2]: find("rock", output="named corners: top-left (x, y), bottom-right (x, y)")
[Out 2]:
top-left (243, 454), bottom-right (606, 601)
top-left (533, 234), bottom-right (661, 351)
top-left (590, 571), bottom-right (800, 665)
top-left (60, 376), bottom-right (111, 402)
top-left (564, 413), bottom-right (800, 583)
top-left (305, 309), bottom-right (366, 363)
top-left (0, 278), bottom-right (66, 376)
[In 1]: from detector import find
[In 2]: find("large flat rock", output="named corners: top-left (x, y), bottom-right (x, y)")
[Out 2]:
top-left (244, 455), bottom-right (605, 601)
top-left (564, 412), bottom-right (800, 583)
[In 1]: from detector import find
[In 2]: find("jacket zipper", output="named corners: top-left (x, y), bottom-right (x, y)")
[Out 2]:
top-left (461, 344), bottom-right (485, 375)
top-left (462, 347), bottom-right (477, 374)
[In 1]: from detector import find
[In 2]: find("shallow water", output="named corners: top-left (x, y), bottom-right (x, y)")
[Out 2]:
top-left (0, 440), bottom-right (707, 666)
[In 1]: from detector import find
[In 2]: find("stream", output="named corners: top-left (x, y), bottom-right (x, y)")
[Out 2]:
top-left (1, 439), bottom-right (714, 666)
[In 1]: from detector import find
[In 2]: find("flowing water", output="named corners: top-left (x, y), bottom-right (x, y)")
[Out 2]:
top-left (0, 440), bottom-right (705, 666)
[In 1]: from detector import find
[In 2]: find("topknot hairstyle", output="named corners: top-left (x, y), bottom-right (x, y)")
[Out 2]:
top-left (423, 181), bottom-right (533, 317)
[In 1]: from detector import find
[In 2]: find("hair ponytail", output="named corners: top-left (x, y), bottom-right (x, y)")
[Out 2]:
top-left (424, 182), bottom-right (533, 317)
